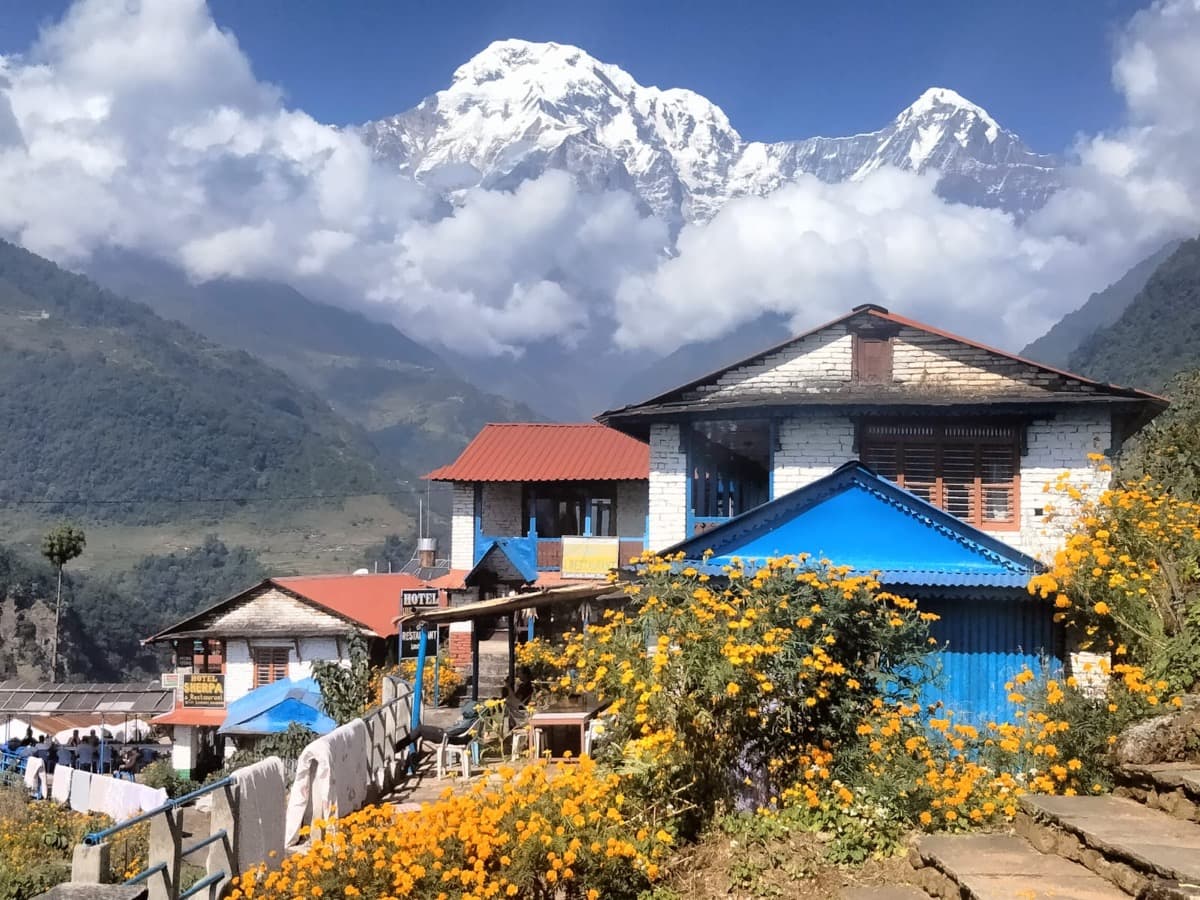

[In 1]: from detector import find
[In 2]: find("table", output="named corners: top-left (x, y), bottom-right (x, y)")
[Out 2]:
top-left (527, 701), bottom-right (608, 758)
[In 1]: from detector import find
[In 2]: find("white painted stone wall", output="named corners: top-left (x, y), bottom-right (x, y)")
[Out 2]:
top-left (648, 423), bottom-right (687, 550)
top-left (772, 415), bottom-right (856, 496)
top-left (481, 482), bottom-right (523, 536)
top-left (222, 637), bottom-right (344, 707)
top-left (1010, 409), bottom-right (1112, 561)
top-left (450, 482), bottom-right (475, 570)
top-left (616, 480), bottom-right (649, 537)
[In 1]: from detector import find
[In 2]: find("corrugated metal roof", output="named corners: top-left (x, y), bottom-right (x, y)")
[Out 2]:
top-left (274, 573), bottom-right (429, 637)
top-left (425, 423), bottom-right (649, 482)
top-left (663, 461), bottom-right (1043, 590)
top-left (0, 681), bottom-right (174, 731)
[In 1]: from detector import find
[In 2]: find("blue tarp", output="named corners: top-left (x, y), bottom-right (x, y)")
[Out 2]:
top-left (219, 677), bottom-right (336, 736)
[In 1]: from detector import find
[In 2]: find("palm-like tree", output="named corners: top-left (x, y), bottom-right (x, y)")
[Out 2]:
top-left (42, 523), bottom-right (86, 680)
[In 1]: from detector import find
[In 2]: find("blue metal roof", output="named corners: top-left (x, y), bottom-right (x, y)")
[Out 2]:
top-left (219, 677), bottom-right (337, 736)
top-left (470, 538), bottom-right (539, 584)
top-left (663, 462), bottom-right (1041, 589)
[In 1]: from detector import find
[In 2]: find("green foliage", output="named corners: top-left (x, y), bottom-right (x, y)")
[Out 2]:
top-left (207, 723), bottom-right (317, 783)
top-left (0, 239), bottom-right (394, 526)
top-left (140, 758), bottom-right (199, 799)
top-left (362, 534), bottom-right (412, 572)
top-left (1120, 368), bottom-right (1200, 500)
top-left (312, 632), bottom-right (373, 724)
top-left (1068, 235), bottom-right (1200, 389)
top-left (1021, 239), bottom-right (1182, 368)
top-left (0, 535), bottom-right (266, 680)
top-left (40, 524), bottom-right (85, 570)
top-left (523, 556), bottom-right (935, 837)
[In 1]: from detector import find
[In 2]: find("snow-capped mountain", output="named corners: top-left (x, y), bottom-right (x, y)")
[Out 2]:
top-left (361, 40), bottom-right (1059, 226)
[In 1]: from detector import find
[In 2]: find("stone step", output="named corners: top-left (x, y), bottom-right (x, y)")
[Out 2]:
top-left (910, 832), bottom-right (1130, 899)
top-left (840, 886), bottom-right (932, 900)
top-left (1115, 763), bottom-right (1200, 824)
top-left (1017, 794), bottom-right (1200, 898)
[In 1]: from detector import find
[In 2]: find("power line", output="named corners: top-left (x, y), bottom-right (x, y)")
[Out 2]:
top-left (0, 484), bottom-right (454, 507)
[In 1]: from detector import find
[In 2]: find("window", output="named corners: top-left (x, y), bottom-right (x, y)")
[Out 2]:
top-left (252, 647), bottom-right (290, 687)
top-left (861, 422), bottom-right (1020, 528)
top-left (689, 420), bottom-right (771, 525)
top-left (852, 334), bottom-right (893, 382)
top-left (522, 484), bottom-right (617, 537)
top-left (191, 639), bottom-right (225, 674)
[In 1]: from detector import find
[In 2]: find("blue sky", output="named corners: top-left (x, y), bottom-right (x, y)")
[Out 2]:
top-left (3, 0), bottom-right (1149, 151)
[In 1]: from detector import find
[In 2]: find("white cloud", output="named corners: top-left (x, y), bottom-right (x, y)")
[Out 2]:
top-left (0, 0), bottom-right (1198, 362)
top-left (0, 0), bottom-right (663, 354)
top-left (614, 0), bottom-right (1200, 353)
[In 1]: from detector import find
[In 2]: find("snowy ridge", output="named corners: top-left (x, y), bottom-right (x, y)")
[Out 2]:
top-left (361, 39), bottom-right (1059, 225)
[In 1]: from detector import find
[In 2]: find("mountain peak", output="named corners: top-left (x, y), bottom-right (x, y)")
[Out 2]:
top-left (451, 39), bottom-right (630, 91)
top-left (900, 86), bottom-right (1001, 142)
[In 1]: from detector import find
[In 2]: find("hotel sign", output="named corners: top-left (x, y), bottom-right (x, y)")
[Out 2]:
top-left (181, 673), bottom-right (225, 708)
top-left (561, 537), bottom-right (620, 579)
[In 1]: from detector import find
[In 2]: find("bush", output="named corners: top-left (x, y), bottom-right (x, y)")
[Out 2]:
top-left (140, 758), bottom-right (199, 799)
top-left (520, 553), bottom-right (936, 836)
top-left (1030, 473), bottom-right (1200, 691)
top-left (233, 758), bottom-right (670, 900)
top-left (396, 653), bottom-right (464, 704)
top-left (0, 787), bottom-right (148, 900)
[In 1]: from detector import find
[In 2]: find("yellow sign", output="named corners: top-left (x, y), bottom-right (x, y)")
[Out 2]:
top-left (560, 537), bottom-right (620, 578)
top-left (182, 673), bottom-right (225, 708)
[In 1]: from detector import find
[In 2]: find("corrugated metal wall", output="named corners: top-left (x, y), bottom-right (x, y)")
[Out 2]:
top-left (920, 596), bottom-right (1061, 727)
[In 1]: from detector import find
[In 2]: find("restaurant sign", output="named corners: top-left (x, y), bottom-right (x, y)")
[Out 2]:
top-left (399, 626), bottom-right (423, 660)
top-left (181, 673), bottom-right (225, 708)
top-left (561, 537), bottom-right (620, 578)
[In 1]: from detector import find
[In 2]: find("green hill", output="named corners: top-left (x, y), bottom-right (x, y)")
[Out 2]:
top-left (0, 240), bottom-right (415, 572)
top-left (1067, 236), bottom-right (1200, 390)
top-left (1021, 240), bottom-right (1182, 369)
top-left (0, 239), bottom-right (401, 521)
top-left (86, 253), bottom-right (538, 475)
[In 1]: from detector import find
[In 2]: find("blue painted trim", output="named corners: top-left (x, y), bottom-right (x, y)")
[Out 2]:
top-left (473, 483), bottom-right (483, 560)
top-left (768, 419), bottom-right (777, 500)
top-left (684, 425), bottom-right (694, 537)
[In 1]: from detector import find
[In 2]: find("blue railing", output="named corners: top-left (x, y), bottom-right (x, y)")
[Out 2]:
top-left (0, 749), bottom-right (26, 788)
top-left (84, 776), bottom-right (235, 846)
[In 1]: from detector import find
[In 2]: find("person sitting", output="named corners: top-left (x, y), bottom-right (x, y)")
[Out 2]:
top-left (116, 747), bottom-right (139, 780)
top-left (75, 740), bottom-right (96, 773)
top-left (515, 667), bottom-right (535, 706)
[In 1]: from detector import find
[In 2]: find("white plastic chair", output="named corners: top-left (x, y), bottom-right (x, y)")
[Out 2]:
top-left (583, 719), bottom-right (605, 757)
top-left (437, 734), bottom-right (474, 779)
top-left (510, 726), bottom-right (543, 761)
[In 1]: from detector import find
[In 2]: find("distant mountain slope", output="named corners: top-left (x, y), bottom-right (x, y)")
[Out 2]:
top-left (1021, 241), bottom-right (1183, 368)
top-left (0, 240), bottom-right (397, 525)
top-left (86, 254), bottom-right (538, 474)
top-left (1067, 236), bottom-right (1200, 390)
top-left (362, 40), bottom-right (1059, 227)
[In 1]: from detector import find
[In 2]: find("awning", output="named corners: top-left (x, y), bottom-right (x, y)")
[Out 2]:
top-left (152, 707), bottom-right (228, 728)
top-left (397, 582), bottom-right (615, 627)
top-left (219, 677), bottom-right (335, 736)
top-left (0, 680), bottom-right (175, 733)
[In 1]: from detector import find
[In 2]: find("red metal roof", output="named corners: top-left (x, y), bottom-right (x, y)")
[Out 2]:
top-left (425, 423), bottom-right (649, 482)
top-left (152, 706), bottom-right (227, 728)
top-left (275, 573), bottom-right (429, 637)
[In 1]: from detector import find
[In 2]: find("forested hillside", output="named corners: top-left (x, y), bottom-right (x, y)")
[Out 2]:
top-left (87, 253), bottom-right (538, 474)
top-left (1021, 240), bottom-right (1182, 369)
top-left (0, 240), bottom-right (401, 525)
top-left (0, 537), bottom-right (266, 681)
top-left (1068, 237), bottom-right (1200, 390)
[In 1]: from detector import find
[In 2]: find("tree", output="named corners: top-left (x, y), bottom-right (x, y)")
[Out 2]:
top-left (311, 633), bottom-right (374, 724)
top-left (41, 523), bottom-right (86, 679)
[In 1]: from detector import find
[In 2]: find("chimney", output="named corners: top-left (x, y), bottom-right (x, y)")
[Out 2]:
top-left (417, 537), bottom-right (437, 569)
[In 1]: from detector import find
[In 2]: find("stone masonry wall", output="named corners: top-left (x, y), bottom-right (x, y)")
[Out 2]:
top-left (772, 415), bottom-right (856, 496)
top-left (1010, 409), bottom-right (1112, 561)
top-left (450, 482), bottom-right (475, 571)
top-left (481, 482), bottom-right (523, 536)
top-left (689, 326), bottom-right (852, 399)
top-left (648, 423), bottom-right (687, 551)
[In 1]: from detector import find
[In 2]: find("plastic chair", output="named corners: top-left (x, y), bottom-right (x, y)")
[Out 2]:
top-left (75, 744), bottom-right (95, 772)
top-left (436, 720), bottom-right (480, 779)
top-left (583, 718), bottom-right (605, 757)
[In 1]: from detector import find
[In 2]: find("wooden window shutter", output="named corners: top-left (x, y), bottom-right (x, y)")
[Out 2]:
top-left (253, 647), bottom-right (290, 687)
top-left (853, 335), bottom-right (893, 382)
